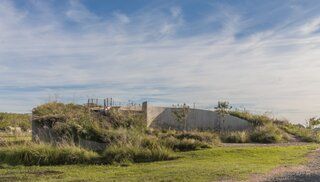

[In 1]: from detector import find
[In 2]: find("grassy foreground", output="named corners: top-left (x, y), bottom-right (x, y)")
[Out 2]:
top-left (0, 144), bottom-right (317, 182)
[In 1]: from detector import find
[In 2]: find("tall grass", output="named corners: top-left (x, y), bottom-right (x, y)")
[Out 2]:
top-left (154, 130), bottom-right (219, 151)
top-left (279, 123), bottom-right (320, 142)
top-left (103, 144), bottom-right (175, 164)
top-left (250, 124), bottom-right (283, 143)
top-left (228, 110), bottom-right (273, 126)
top-left (160, 137), bottom-right (210, 151)
top-left (220, 131), bottom-right (250, 143)
top-left (0, 144), bottom-right (99, 166)
top-left (228, 110), bottom-right (320, 143)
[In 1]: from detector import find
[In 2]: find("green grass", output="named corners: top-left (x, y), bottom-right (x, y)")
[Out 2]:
top-left (0, 113), bottom-right (31, 131)
top-left (0, 133), bottom-right (32, 147)
top-left (0, 144), bottom-right (317, 181)
top-left (0, 143), bottom-right (100, 166)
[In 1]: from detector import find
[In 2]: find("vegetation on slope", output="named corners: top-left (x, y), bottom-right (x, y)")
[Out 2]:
top-left (1, 102), bottom-right (318, 167)
top-left (227, 110), bottom-right (320, 143)
top-left (0, 112), bottom-right (30, 131)
top-left (10, 102), bottom-right (218, 166)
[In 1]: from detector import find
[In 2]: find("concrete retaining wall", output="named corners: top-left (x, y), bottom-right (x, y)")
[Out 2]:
top-left (143, 102), bottom-right (252, 131)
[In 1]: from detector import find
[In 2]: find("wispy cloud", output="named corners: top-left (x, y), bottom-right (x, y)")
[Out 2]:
top-left (1, 0), bottom-right (320, 123)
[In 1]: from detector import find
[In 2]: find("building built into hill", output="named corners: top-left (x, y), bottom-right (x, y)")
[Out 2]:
top-left (119, 102), bottom-right (252, 131)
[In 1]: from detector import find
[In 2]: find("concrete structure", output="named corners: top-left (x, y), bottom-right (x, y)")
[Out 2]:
top-left (32, 101), bottom-right (253, 150)
top-left (122, 102), bottom-right (253, 131)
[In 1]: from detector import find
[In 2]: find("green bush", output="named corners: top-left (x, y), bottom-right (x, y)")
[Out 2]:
top-left (0, 144), bottom-right (99, 166)
top-left (174, 131), bottom-right (220, 145)
top-left (102, 143), bottom-right (175, 164)
top-left (0, 112), bottom-right (30, 131)
top-left (279, 123), bottom-right (320, 142)
top-left (228, 110), bottom-right (272, 126)
top-left (160, 137), bottom-right (210, 151)
top-left (250, 125), bottom-right (283, 143)
top-left (106, 109), bottom-right (145, 129)
top-left (220, 131), bottom-right (250, 143)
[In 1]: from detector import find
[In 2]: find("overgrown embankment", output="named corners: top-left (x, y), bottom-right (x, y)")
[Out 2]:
top-left (223, 110), bottom-right (320, 143)
top-left (0, 103), bottom-right (220, 166)
top-left (1, 102), bottom-right (319, 167)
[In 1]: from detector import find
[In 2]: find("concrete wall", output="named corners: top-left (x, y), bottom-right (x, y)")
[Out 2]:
top-left (142, 102), bottom-right (252, 131)
top-left (119, 105), bottom-right (143, 111)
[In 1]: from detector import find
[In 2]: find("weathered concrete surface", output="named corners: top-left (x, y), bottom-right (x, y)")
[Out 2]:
top-left (143, 102), bottom-right (252, 131)
top-left (119, 105), bottom-right (142, 111)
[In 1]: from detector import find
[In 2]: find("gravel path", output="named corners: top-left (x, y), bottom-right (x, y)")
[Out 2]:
top-left (261, 148), bottom-right (320, 182)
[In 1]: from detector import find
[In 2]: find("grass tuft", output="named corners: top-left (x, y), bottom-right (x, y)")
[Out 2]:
top-left (0, 144), bottom-right (99, 166)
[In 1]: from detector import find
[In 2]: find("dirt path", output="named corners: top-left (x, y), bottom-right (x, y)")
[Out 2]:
top-left (253, 148), bottom-right (320, 182)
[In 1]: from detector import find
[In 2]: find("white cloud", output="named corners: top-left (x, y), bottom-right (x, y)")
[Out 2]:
top-left (66, 0), bottom-right (99, 23)
top-left (300, 17), bottom-right (320, 35)
top-left (113, 12), bottom-right (130, 24)
top-left (0, 1), bottom-right (320, 123)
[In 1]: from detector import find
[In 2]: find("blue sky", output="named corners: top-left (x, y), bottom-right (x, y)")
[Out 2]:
top-left (1, 0), bottom-right (320, 123)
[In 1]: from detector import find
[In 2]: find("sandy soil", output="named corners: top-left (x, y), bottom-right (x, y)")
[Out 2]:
top-left (252, 148), bottom-right (320, 182)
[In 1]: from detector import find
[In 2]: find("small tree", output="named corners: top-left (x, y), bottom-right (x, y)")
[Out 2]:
top-left (172, 103), bottom-right (190, 131)
top-left (214, 101), bottom-right (232, 132)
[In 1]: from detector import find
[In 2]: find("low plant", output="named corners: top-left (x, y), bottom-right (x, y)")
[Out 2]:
top-left (103, 145), bottom-right (175, 164)
top-left (107, 109), bottom-right (145, 129)
top-left (250, 124), bottom-right (283, 143)
top-left (220, 131), bottom-right (250, 143)
top-left (0, 144), bottom-right (99, 166)
top-left (174, 131), bottom-right (220, 145)
top-left (279, 123), bottom-right (320, 142)
top-left (160, 137), bottom-right (210, 151)
top-left (228, 110), bottom-right (273, 126)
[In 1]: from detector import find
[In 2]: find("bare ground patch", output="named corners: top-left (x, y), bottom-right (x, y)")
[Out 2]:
top-left (251, 148), bottom-right (320, 182)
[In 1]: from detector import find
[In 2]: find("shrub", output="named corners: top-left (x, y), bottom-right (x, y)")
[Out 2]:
top-left (279, 123), bottom-right (320, 142)
top-left (160, 137), bottom-right (210, 151)
top-left (106, 109), bottom-right (145, 129)
top-left (250, 125), bottom-right (283, 143)
top-left (102, 144), bottom-right (175, 164)
top-left (174, 131), bottom-right (220, 145)
top-left (220, 131), bottom-right (250, 143)
top-left (32, 103), bottom-right (98, 128)
top-left (228, 111), bottom-right (272, 126)
top-left (0, 144), bottom-right (99, 166)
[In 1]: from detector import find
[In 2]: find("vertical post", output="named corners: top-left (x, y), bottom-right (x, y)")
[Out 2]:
top-left (104, 99), bottom-right (106, 110)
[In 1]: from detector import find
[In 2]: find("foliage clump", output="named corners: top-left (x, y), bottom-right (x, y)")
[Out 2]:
top-left (151, 130), bottom-right (220, 151)
top-left (250, 125), bottom-right (283, 143)
top-left (279, 123), bottom-right (320, 142)
top-left (0, 112), bottom-right (31, 131)
top-left (228, 109), bottom-right (320, 143)
top-left (0, 143), bottom-right (99, 166)
top-left (220, 131), bottom-right (250, 143)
